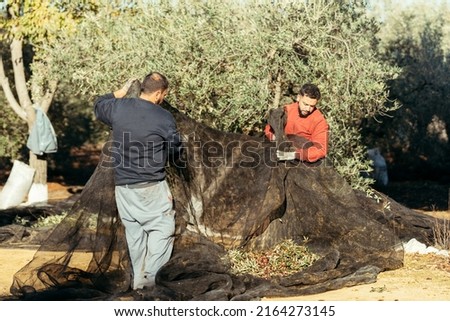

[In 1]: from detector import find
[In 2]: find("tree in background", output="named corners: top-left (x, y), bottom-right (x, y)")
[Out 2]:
top-left (0, 0), bottom-right (65, 202)
top-left (0, 89), bottom-right (27, 160)
top-left (365, 1), bottom-right (450, 180)
top-left (0, 0), bottom-right (134, 200)
top-left (40, 0), bottom-right (398, 191)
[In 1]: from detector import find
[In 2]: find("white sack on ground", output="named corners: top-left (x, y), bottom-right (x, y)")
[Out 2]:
top-left (0, 160), bottom-right (35, 209)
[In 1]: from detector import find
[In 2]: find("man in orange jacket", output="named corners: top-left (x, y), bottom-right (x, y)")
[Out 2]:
top-left (265, 83), bottom-right (329, 163)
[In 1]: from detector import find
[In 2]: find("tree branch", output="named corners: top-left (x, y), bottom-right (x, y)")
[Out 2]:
top-left (10, 38), bottom-right (35, 128)
top-left (326, 34), bottom-right (352, 95)
top-left (39, 80), bottom-right (58, 113)
top-left (10, 39), bottom-right (33, 110)
top-left (272, 71), bottom-right (282, 110)
top-left (0, 55), bottom-right (27, 121)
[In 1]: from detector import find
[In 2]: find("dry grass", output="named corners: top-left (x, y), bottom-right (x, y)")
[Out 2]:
top-left (417, 209), bottom-right (450, 251)
top-left (433, 218), bottom-right (450, 250)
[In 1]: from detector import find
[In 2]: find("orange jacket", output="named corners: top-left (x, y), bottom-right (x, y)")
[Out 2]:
top-left (265, 102), bottom-right (329, 162)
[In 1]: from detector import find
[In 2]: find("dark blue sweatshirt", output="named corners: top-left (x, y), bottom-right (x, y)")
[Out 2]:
top-left (94, 93), bottom-right (182, 186)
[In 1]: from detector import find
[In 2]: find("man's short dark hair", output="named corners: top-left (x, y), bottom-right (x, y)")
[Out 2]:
top-left (141, 72), bottom-right (169, 94)
top-left (299, 83), bottom-right (321, 100)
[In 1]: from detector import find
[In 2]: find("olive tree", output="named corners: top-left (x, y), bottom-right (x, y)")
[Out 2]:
top-left (42, 0), bottom-right (399, 190)
top-left (0, 0), bottom-right (137, 201)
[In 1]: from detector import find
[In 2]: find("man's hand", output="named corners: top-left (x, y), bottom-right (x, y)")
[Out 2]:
top-left (276, 150), bottom-right (296, 161)
top-left (121, 78), bottom-right (137, 93)
top-left (114, 77), bottom-right (139, 98)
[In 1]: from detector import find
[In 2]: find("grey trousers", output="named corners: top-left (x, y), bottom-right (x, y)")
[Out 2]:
top-left (115, 180), bottom-right (175, 290)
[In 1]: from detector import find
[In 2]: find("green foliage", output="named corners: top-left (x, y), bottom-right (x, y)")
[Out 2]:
top-left (13, 212), bottom-right (67, 228)
top-left (13, 215), bottom-right (30, 226)
top-left (13, 211), bottom-right (98, 229)
top-left (0, 0), bottom-right (130, 43)
top-left (0, 0), bottom-right (105, 165)
top-left (0, 91), bottom-right (27, 159)
top-left (0, 0), bottom-right (76, 45)
top-left (31, 212), bottom-right (68, 228)
top-left (226, 239), bottom-right (318, 278)
top-left (40, 0), bottom-right (398, 190)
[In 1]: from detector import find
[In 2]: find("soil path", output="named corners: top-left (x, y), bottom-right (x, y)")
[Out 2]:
top-left (265, 253), bottom-right (450, 301)
top-left (1, 248), bottom-right (449, 300)
top-left (0, 248), bottom-right (37, 296)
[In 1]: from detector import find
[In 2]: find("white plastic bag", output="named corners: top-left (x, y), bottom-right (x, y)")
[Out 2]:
top-left (0, 160), bottom-right (35, 209)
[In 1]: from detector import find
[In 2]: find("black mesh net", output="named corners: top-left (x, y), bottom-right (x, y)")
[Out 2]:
top-left (10, 136), bottom-right (131, 299)
top-left (5, 83), bottom-right (437, 300)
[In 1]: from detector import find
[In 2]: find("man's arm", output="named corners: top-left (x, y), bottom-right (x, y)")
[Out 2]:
top-left (167, 119), bottom-right (183, 163)
top-left (113, 89), bottom-right (127, 98)
top-left (94, 93), bottom-right (117, 127)
top-left (94, 79), bottom-right (137, 125)
top-left (264, 124), bottom-right (276, 141)
top-left (295, 117), bottom-right (329, 162)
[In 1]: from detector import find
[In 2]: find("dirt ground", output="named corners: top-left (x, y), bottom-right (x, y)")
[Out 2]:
top-left (269, 208), bottom-right (450, 301)
top-left (1, 245), bottom-right (449, 300)
top-left (0, 182), bottom-right (449, 300)
top-left (266, 253), bottom-right (450, 301)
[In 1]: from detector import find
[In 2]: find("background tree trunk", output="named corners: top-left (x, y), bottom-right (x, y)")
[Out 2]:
top-left (27, 149), bottom-right (48, 204)
top-left (29, 152), bottom-right (47, 185)
top-left (0, 38), bottom-right (55, 204)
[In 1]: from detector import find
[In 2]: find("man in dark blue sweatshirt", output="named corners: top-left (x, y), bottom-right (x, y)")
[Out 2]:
top-left (94, 72), bottom-right (182, 290)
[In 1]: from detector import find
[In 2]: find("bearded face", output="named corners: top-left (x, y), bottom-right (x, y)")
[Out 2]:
top-left (298, 95), bottom-right (319, 117)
